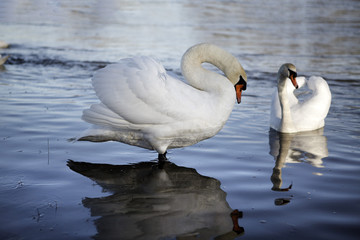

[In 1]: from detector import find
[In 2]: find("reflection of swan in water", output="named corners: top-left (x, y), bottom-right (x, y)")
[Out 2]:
top-left (269, 128), bottom-right (328, 193)
top-left (67, 160), bottom-right (244, 240)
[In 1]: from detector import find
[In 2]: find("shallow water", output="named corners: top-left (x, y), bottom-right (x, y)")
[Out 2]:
top-left (0, 0), bottom-right (360, 239)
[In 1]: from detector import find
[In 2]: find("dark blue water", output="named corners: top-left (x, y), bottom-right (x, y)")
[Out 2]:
top-left (0, 1), bottom-right (359, 239)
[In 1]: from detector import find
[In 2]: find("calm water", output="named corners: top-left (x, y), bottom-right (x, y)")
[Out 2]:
top-left (0, 0), bottom-right (359, 239)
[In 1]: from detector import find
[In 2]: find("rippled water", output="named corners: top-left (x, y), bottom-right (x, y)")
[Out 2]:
top-left (0, 1), bottom-right (359, 239)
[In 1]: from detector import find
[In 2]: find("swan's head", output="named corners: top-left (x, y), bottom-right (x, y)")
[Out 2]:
top-left (278, 63), bottom-right (298, 89)
top-left (234, 73), bottom-right (247, 104)
top-left (228, 64), bottom-right (247, 104)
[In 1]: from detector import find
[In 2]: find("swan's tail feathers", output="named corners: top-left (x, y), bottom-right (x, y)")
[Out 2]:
top-left (82, 103), bottom-right (129, 128)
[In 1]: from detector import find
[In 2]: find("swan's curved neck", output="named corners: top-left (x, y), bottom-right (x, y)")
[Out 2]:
top-left (278, 75), bottom-right (295, 132)
top-left (181, 44), bottom-right (238, 92)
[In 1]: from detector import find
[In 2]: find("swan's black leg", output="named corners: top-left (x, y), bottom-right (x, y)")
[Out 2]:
top-left (158, 151), bottom-right (167, 162)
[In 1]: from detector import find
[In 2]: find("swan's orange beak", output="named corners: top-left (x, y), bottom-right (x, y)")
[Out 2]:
top-left (290, 75), bottom-right (298, 89)
top-left (235, 84), bottom-right (245, 104)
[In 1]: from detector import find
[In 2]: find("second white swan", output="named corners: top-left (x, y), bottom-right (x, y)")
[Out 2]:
top-left (79, 43), bottom-right (247, 160)
top-left (270, 63), bottom-right (331, 133)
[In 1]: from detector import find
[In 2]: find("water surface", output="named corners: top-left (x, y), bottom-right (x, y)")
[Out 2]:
top-left (0, 0), bottom-right (359, 239)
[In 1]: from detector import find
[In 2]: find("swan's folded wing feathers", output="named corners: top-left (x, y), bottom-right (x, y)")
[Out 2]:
top-left (82, 103), bottom-right (130, 127)
top-left (292, 76), bottom-right (331, 126)
top-left (90, 56), bottom-right (204, 125)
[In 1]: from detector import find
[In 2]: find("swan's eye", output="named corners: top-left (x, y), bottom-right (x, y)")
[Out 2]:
top-left (288, 69), bottom-right (297, 78)
top-left (236, 76), bottom-right (247, 90)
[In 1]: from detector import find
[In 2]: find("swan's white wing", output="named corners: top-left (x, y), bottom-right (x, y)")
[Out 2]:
top-left (90, 56), bottom-right (209, 126)
top-left (82, 103), bottom-right (130, 127)
top-left (292, 76), bottom-right (331, 128)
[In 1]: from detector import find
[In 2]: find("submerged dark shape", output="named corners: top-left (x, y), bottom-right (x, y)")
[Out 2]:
top-left (67, 160), bottom-right (244, 240)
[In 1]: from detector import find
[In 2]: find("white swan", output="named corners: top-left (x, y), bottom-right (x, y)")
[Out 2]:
top-left (79, 43), bottom-right (247, 159)
top-left (270, 63), bottom-right (331, 133)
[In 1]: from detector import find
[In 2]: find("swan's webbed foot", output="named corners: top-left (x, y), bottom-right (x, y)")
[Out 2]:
top-left (158, 152), bottom-right (168, 162)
